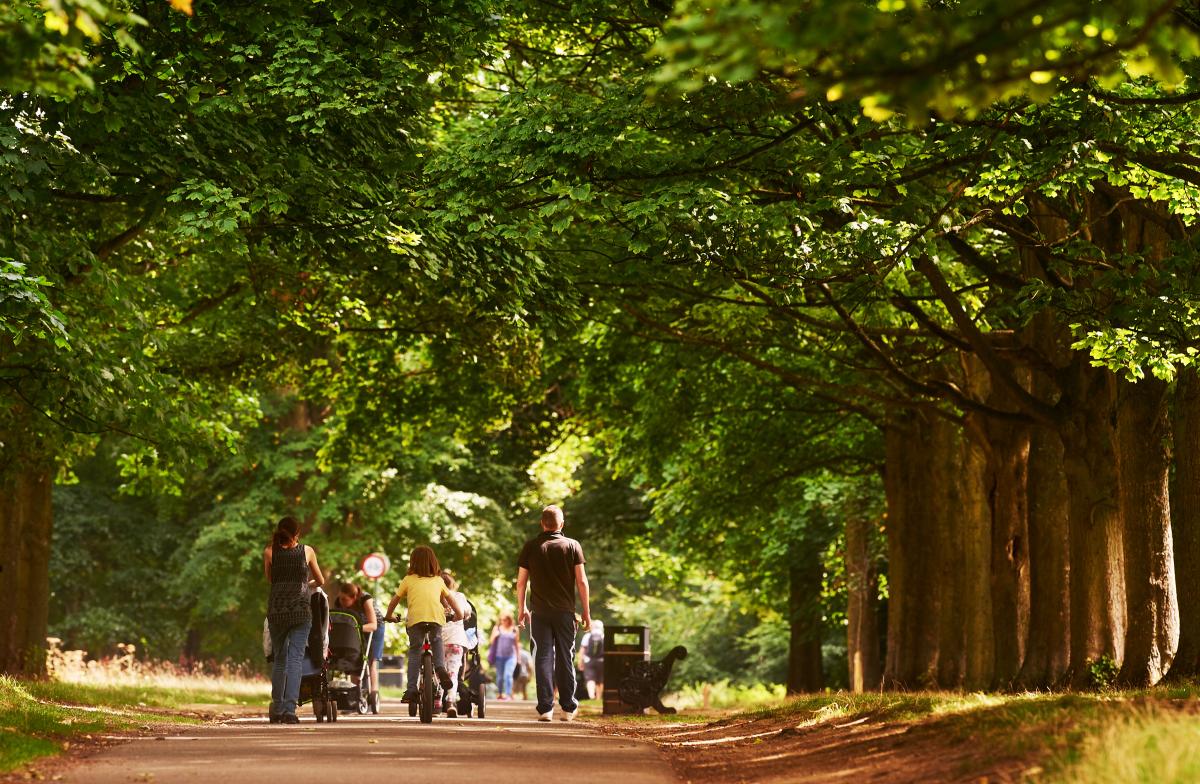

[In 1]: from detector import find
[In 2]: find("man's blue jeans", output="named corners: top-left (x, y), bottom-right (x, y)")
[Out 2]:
top-left (531, 610), bottom-right (578, 714)
top-left (270, 619), bottom-right (311, 716)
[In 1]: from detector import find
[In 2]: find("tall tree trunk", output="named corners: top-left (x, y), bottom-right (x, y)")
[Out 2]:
top-left (1062, 361), bottom-right (1127, 685)
top-left (883, 409), bottom-right (983, 689)
top-left (1015, 424), bottom-right (1071, 688)
top-left (933, 410), bottom-right (968, 688)
top-left (0, 459), bottom-right (54, 675)
top-left (846, 515), bottom-right (881, 692)
top-left (1116, 378), bottom-right (1177, 686)
top-left (1172, 368), bottom-right (1200, 677)
top-left (786, 541), bottom-right (824, 693)
top-left (882, 414), bottom-right (942, 689)
top-left (958, 411), bottom-right (994, 690)
top-left (975, 365), bottom-right (1031, 689)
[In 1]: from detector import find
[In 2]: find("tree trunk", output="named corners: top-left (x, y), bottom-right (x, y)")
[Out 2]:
top-left (1172, 368), bottom-right (1200, 677)
top-left (786, 541), bottom-right (824, 693)
top-left (883, 409), bottom-right (980, 689)
top-left (971, 359), bottom-right (1031, 690)
top-left (1061, 361), bottom-right (1126, 685)
top-left (0, 460), bottom-right (54, 675)
top-left (845, 515), bottom-right (881, 692)
top-left (1116, 378), bottom-right (1177, 686)
top-left (882, 414), bottom-right (941, 689)
top-left (1015, 423), bottom-right (1071, 688)
top-left (958, 411), bottom-right (994, 690)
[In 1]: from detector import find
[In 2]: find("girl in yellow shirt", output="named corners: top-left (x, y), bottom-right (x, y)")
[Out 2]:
top-left (385, 545), bottom-right (466, 702)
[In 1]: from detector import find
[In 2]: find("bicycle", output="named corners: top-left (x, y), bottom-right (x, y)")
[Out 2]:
top-left (389, 617), bottom-right (440, 724)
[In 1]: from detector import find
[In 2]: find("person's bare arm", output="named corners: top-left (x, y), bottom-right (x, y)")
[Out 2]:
top-left (306, 545), bottom-right (324, 588)
top-left (362, 598), bottom-right (378, 633)
top-left (446, 589), bottom-right (466, 620)
top-left (263, 546), bottom-right (272, 582)
top-left (516, 567), bottom-right (531, 627)
top-left (575, 563), bottom-right (591, 629)
top-left (385, 595), bottom-right (401, 622)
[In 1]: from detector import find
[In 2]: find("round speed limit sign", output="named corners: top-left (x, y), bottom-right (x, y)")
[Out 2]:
top-left (359, 553), bottom-right (391, 580)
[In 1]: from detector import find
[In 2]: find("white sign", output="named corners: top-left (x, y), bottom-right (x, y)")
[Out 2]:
top-left (359, 553), bottom-right (390, 580)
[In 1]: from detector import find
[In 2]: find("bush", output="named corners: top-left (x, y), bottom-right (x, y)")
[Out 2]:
top-left (666, 680), bottom-right (787, 711)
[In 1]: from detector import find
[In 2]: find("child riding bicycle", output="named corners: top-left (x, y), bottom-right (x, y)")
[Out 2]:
top-left (384, 545), bottom-right (466, 705)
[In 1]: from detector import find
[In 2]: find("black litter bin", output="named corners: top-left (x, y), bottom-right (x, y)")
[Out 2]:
top-left (379, 654), bottom-right (404, 689)
top-left (602, 625), bottom-right (649, 715)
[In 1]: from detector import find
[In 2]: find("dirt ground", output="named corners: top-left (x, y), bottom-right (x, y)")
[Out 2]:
top-left (600, 710), bottom-right (1044, 784)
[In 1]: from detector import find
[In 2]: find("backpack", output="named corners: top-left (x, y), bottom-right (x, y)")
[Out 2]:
top-left (586, 632), bottom-right (603, 659)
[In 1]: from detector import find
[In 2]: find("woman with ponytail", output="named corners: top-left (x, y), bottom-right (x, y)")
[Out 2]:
top-left (263, 516), bottom-right (324, 724)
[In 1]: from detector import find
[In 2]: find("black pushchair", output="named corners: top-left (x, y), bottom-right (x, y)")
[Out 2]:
top-left (293, 590), bottom-right (336, 722)
top-left (324, 609), bottom-right (377, 716)
top-left (454, 599), bottom-right (487, 719)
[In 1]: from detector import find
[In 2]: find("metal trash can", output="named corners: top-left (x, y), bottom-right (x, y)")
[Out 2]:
top-left (379, 654), bottom-right (405, 689)
top-left (602, 625), bottom-right (650, 715)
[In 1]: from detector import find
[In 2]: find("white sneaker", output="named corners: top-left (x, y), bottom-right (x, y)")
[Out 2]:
top-left (538, 711), bottom-right (553, 722)
top-left (560, 709), bottom-right (577, 722)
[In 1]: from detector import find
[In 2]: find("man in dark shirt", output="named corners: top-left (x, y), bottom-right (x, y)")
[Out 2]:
top-left (516, 504), bottom-right (591, 722)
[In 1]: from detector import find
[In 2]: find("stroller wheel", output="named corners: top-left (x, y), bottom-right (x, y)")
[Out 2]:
top-left (313, 699), bottom-right (325, 722)
top-left (357, 696), bottom-right (369, 715)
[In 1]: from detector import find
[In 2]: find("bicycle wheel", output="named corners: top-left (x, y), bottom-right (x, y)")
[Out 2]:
top-left (419, 653), bottom-right (434, 724)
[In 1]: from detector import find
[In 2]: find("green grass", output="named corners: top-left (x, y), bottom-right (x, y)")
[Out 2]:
top-left (602, 685), bottom-right (1200, 781)
top-left (1058, 709), bottom-right (1200, 783)
top-left (26, 678), bottom-right (268, 709)
top-left (0, 675), bottom-right (263, 774)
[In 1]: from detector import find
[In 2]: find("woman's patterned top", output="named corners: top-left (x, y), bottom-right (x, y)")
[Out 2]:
top-left (268, 544), bottom-right (311, 630)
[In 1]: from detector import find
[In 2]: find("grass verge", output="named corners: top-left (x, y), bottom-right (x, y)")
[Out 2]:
top-left (599, 686), bottom-right (1200, 783)
top-left (0, 675), bottom-right (268, 775)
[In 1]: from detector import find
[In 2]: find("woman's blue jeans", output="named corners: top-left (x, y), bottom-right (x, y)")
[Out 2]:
top-left (494, 654), bottom-right (516, 696)
top-left (270, 620), bottom-right (311, 716)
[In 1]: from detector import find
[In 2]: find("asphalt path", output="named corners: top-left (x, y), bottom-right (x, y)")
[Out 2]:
top-left (61, 699), bottom-right (676, 784)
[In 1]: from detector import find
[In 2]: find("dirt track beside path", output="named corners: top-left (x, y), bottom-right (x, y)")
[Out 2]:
top-left (47, 699), bottom-right (675, 784)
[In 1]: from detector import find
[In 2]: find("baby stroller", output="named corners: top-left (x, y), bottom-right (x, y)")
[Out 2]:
top-left (324, 609), bottom-right (377, 716)
top-left (283, 589), bottom-right (335, 723)
top-left (454, 599), bottom-right (487, 719)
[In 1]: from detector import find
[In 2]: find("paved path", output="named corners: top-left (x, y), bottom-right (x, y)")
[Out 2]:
top-left (61, 700), bottom-right (675, 784)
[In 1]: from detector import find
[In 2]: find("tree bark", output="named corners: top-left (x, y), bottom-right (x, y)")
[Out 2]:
top-left (845, 515), bottom-right (881, 692)
top-left (972, 360), bottom-right (1031, 690)
top-left (1015, 423), bottom-right (1071, 688)
top-left (1061, 360), bottom-right (1127, 685)
top-left (786, 541), bottom-right (824, 693)
top-left (0, 459), bottom-right (54, 675)
top-left (1116, 378), bottom-right (1177, 686)
top-left (882, 409), bottom-right (981, 689)
top-left (1172, 368), bottom-right (1200, 677)
top-left (882, 414), bottom-right (942, 689)
top-left (958, 410), bottom-right (995, 690)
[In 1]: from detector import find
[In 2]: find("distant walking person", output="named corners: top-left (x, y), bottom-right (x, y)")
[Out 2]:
top-left (489, 611), bottom-right (521, 700)
top-left (578, 619), bottom-right (605, 700)
top-left (264, 516), bottom-right (324, 724)
top-left (516, 505), bottom-right (591, 722)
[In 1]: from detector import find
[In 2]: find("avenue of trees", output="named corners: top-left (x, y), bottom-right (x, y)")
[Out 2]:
top-left (6, 0), bottom-right (1200, 695)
